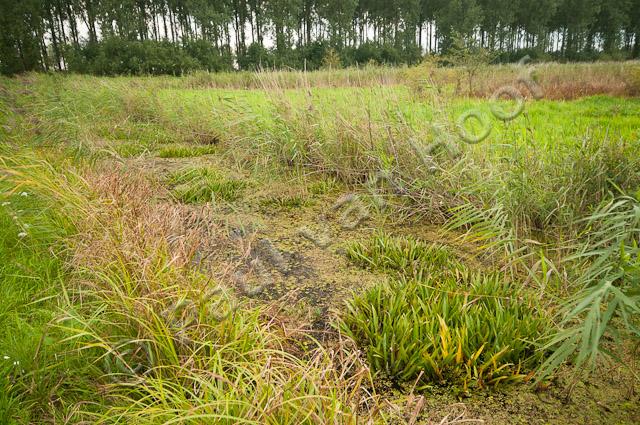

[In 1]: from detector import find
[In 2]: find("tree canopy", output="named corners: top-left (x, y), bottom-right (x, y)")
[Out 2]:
top-left (1, 0), bottom-right (639, 75)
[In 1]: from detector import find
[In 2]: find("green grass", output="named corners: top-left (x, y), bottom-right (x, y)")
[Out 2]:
top-left (111, 141), bottom-right (153, 157)
top-left (0, 194), bottom-right (62, 421)
top-left (157, 144), bottom-right (218, 158)
top-left (0, 155), bottom-right (102, 423)
top-left (260, 193), bottom-right (311, 209)
top-left (341, 233), bottom-right (552, 389)
top-left (346, 233), bottom-right (466, 279)
top-left (308, 177), bottom-right (341, 195)
top-left (168, 167), bottom-right (246, 203)
top-left (339, 272), bottom-right (551, 390)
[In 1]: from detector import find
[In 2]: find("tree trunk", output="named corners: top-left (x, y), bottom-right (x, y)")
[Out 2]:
top-left (162, 9), bottom-right (168, 40)
top-left (85, 0), bottom-right (98, 43)
top-left (66, 2), bottom-right (79, 46)
top-left (169, 8), bottom-right (177, 42)
top-left (38, 32), bottom-right (49, 71)
top-left (47, 6), bottom-right (62, 70)
top-left (56, 2), bottom-right (68, 45)
top-left (305, 0), bottom-right (312, 44)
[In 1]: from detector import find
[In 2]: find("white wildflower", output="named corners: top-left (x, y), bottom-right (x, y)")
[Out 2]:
top-left (2, 355), bottom-right (9, 360)
top-left (18, 232), bottom-right (27, 238)
top-left (20, 192), bottom-right (28, 197)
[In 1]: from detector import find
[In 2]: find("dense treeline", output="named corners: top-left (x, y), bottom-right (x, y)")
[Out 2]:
top-left (1, 0), bottom-right (639, 75)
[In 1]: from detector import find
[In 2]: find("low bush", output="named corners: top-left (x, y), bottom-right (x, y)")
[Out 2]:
top-left (65, 38), bottom-right (201, 76)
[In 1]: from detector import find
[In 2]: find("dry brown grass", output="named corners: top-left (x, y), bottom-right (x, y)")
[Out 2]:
top-left (69, 167), bottom-right (205, 274)
top-left (403, 61), bottom-right (640, 100)
top-left (176, 61), bottom-right (640, 100)
top-left (6, 154), bottom-right (387, 422)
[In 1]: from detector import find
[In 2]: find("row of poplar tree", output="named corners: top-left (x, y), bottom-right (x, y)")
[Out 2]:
top-left (1, 0), bottom-right (639, 75)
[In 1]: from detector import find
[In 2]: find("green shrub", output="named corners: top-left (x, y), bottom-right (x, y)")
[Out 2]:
top-left (339, 272), bottom-right (550, 389)
top-left (237, 42), bottom-right (275, 70)
top-left (65, 38), bottom-right (201, 76)
top-left (183, 39), bottom-right (234, 72)
top-left (321, 48), bottom-right (342, 70)
top-left (341, 42), bottom-right (420, 67)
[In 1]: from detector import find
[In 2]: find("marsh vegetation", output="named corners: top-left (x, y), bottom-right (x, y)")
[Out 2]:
top-left (0, 62), bottom-right (639, 423)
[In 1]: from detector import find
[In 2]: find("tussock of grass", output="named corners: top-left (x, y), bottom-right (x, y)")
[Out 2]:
top-left (260, 193), bottom-right (310, 209)
top-left (308, 177), bottom-right (341, 195)
top-left (111, 141), bottom-right (152, 157)
top-left (121, 89), bottom-right (162, 124)
top-left (168, 167), bottom-right (246, 203)
top-left (346, 233), bottom-right (466, 279)
top-left (342, 232), bottom-right (550, 389)
top-left (157, 144), bottom-right (217, 158)
top-left (339, 272), bottom-right (550, 389)
top-left (68, 245), bottom-right (375, 423)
